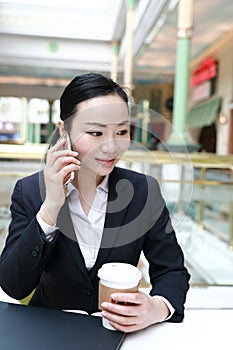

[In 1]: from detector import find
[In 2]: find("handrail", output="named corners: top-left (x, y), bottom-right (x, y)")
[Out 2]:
top-left (1, 143), bottom-right (233, 169)
top-left (0, 145), bottom-right (233, 249)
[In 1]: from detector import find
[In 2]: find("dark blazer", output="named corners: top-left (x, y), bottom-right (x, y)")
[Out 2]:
top-left (0, 167), bottom-right (190, 322)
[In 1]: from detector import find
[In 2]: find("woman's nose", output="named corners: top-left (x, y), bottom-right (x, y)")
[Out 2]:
top-left (100, 139), bottom-right (118, 154)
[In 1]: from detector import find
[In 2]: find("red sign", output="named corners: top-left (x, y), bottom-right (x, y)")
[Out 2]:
top-left (191, 57), bottom-right (217, 86)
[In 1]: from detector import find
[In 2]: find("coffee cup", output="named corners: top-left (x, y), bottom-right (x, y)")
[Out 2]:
top-left (98, 262), bottom-right (142, 330)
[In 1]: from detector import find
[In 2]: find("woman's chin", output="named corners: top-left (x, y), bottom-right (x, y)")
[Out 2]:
top-left (97, 165), bottom-right (115, 176)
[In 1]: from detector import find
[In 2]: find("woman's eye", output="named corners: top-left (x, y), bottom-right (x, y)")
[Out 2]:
top-left (86, 131), bottom-right (102, 136)
top-left (117, 129), bottom-right (128, 136)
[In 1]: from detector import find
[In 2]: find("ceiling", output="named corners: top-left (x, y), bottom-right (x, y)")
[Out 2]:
top-left (0, 0), bottom-right (233, 90)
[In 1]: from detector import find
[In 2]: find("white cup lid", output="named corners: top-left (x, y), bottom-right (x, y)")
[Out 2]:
top-left (98, 262), bottom-right (141, 284)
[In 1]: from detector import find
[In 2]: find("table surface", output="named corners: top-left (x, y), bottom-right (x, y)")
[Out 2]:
top-left (0, 297), bottom-right (232, 350)
top-left (122, 309), bottom-right (233, 350)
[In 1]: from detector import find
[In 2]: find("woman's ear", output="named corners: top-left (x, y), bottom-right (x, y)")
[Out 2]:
top-left (57, 120), bottom-right (65, 136)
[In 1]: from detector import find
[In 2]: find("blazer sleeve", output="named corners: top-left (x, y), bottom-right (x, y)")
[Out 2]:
top-left (0, 178), bottom-right (58, 300)
top-left (142, 177), bottom-right (190, 322)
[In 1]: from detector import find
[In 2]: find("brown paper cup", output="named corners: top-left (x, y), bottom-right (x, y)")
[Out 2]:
top-left (98, 282), bottom-right (139, 309)
top-left (97, 263), bottom-right (142, 330)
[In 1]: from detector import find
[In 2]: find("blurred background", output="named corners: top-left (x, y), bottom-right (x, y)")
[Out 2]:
top-left (0, 0), bottom-right (232, 306)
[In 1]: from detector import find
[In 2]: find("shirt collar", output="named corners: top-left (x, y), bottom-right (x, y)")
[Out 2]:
top-left (66, 175), bottom-right (109, 197)
top-left (97, 174), bottom-right (109, 193)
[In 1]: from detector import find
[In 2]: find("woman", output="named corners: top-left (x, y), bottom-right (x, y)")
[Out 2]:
top-left (0, 73), bottom-right (190, 333)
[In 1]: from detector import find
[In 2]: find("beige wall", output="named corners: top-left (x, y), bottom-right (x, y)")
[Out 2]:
top-left (133, 83), bottom-right (173, 121)
top-left (133, 83), bottom-right (174, 142)
top-left (215, 43), bottom-right (233, 154)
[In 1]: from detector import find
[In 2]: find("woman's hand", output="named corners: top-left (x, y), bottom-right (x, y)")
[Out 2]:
top-left (101, 291), bottom-right (170, 333)
top-left (40, 138), bottom-right (80, 226)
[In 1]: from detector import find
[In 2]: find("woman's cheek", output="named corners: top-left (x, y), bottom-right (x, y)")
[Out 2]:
top-left (72, 136), bottom-right (93, 159)
top-left (75, 143), bottom-right (98, 164)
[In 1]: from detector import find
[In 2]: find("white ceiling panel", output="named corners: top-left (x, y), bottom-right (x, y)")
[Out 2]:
top-left (0, 0), bottom-right (232, 84)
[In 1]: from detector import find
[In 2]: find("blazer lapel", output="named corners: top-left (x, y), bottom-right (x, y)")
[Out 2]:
top-left (89, 168), bottom-right (132, 278)
top-left (57, 200), bottom-right (91, 284)
top-left (57, 199), bottom-right (76, 241)
top-left (57, 168), bottom-right (134, 282)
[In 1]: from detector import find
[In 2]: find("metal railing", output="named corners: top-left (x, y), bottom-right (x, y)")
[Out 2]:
top-left (0, 144), bottom-right (233, 286)
top-left (120, 150), bottom-right (233, 250)
top-left (0, 144), bottom-right (232, 248)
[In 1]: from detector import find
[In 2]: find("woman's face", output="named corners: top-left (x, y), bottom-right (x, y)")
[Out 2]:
top-left (68, 94), bottom-right (130, 178)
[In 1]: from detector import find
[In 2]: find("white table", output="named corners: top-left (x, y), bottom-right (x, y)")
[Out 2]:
top-left (122, 309), bottom-right (233, 350)
top-left (1, 287), bottom-right (232, 350)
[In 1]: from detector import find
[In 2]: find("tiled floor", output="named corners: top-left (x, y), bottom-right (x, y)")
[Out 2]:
top-left (173, 213), bottom-right (233, 286)
top-left (137, 213), bottom-right (233, 287)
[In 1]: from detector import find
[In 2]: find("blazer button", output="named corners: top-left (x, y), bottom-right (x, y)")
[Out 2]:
top-left (31, 250), bottom-right (38, 257)
top-left (31, 246), bottom-right (40, 257)
top-left (83, 289), bottom-right (93, 296)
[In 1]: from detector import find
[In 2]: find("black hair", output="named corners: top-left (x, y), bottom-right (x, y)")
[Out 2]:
top-left (60, 73), bottom-right (128, 120)
top-left (49, 73), bottom-right (128, 146)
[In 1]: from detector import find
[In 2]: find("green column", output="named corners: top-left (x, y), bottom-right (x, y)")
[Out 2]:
top-left (28, 123), bottom-right (33, 143)
top-left (172, 36), bottom-right (191, 143)
top-left (34, 123), bottom-right (41, 144)
top-left (111, 41), bottom-right (120, 82)
top-left (126, 0), bottom-right (137, 10)
top-left (124, 0), bottom-right (137, 97)
top-left (166, 0), bottom-right (197, 152)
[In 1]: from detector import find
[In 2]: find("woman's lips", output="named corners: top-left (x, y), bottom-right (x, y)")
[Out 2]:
top-left (96, 158), bottom-right (116, 166)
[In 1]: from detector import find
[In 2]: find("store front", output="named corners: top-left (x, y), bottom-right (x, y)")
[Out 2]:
top-left (187, 58), bottom-right (222, 153)
top-left (187, 96), bottom-right (221, 153)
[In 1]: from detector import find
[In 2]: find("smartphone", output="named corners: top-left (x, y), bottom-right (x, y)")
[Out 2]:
top-left (57, 131), bottom-right (75, 187)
